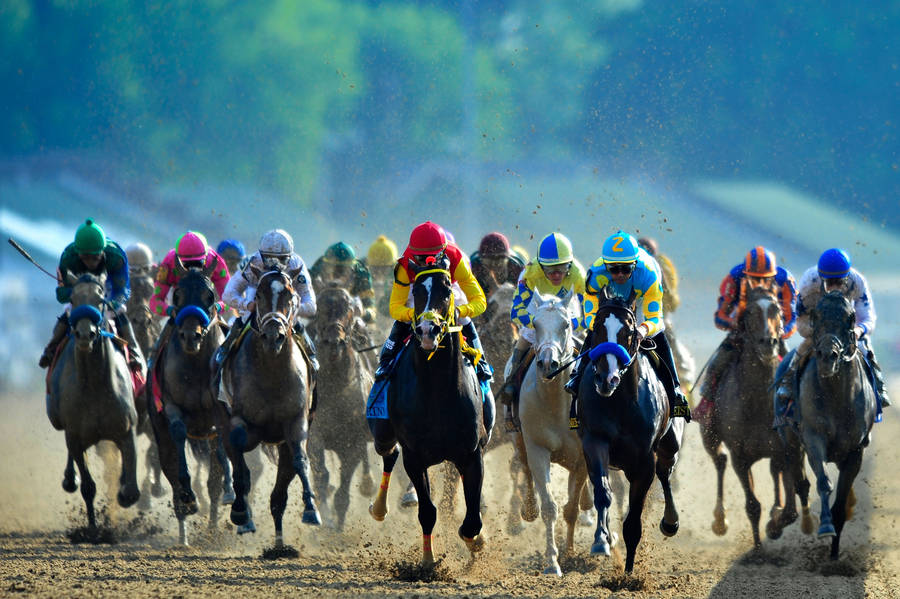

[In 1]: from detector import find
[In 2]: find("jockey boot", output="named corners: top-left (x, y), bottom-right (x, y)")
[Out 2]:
top-left (461, 321), bottom-right (493, 382)
top-left (565, 330), bottom-right (594, 398)
top-left (294, 322), bottom-right (320, 373)
top-left (215, 316), bottom-right (244, 367)
top-left (866, 344), bottom-right (891, 407)
top-left (498, 345), bottom-right (529, 403)
top-left (773, 350), bottom-right (798, 428)
top-left (114, 312), bottom-right (146, 374)
top-left (653, 330), bottom-right (691, 421)
top-left (39, 313), bottom-right (70, 369)
top-left (374, 321), bottom-right (411, 381)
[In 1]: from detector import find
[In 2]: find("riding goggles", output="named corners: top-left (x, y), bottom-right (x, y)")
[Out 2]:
top-left (541, 263), bottom-right (571, 277)
top-left (606, 262), bottom-right (635, 275)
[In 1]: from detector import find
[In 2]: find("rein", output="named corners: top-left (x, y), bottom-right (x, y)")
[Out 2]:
top-left (412, 268), bottom-right (462, 360)
top-left (257, 270), bottom-right (298, 332)
top-left (590, 301), bottom-right (640, 374)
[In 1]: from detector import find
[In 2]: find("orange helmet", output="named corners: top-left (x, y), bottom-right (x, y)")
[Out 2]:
top-left (743, 246), bottom-right (777, 277)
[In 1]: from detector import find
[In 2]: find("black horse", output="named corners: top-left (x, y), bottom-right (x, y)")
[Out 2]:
top-left (576, 289), bottom-right (683, 573)
top-left (147, 264), bottom-right (229, 545)
top-left (368, 260), bottom-right (489, 565)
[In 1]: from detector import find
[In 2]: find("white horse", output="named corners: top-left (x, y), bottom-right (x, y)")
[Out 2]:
top-left (518, 291), bottom-right (592, 576)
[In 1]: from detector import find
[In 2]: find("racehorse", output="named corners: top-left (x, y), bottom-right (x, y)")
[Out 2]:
top-left (126, 269), bottom-right (165, 504)
top-left (790, 290), bottom-right (877, 559)
top-left (518, 291), bottom-right (590, 576)
top-left (147, 265), bottom-right (229, 545)
top-left (219, 266), bottom-right (321, 547)
top-left (699, 285), bottom-right (813, 545)
top-left (47, 272), bottom-right (140, 531)
top-left (576, 287), bottom-right (683, 573)
top-left (368, 259), bottom-right (489, 565)
top-left (309, 284), bottom-right (377, 530)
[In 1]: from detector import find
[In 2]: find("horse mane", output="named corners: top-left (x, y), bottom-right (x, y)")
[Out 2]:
top-left (816, 290), bottom-right (853, 322)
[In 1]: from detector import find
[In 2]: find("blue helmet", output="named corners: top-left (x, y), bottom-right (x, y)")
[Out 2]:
top-left (818, 248), bottom-right (851, 279)
top-left (601, 230), bottom-right (639, 263)
top-left (217, 239), bottom-right (246, 258)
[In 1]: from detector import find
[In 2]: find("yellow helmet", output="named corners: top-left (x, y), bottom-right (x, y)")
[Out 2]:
top-left (511, 244), bottom-right (530, 263)
top-left (367, 235), bottom-right (399, 267)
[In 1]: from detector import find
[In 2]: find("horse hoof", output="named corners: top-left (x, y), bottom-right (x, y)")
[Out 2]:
top-left (801, 513), bottom-right (816, 536)
top-left (118, 488), bottom-right (140, 509)
top-left (765, 519), bottom-right (783, 540)
top-left (237, 520), bottom-right (256, 535)
top-left (221, 489), bottom-right (236, 505)
top-left (151, 482), bottom-right (165, 498)
top-left (460, 533), bottom-right (484, 554)
top-left (62, 477), bottom-right (78, 494)
top-left (543, 563), bottom-right (562, 577)
top-left (590, 541), bottom-right (611, 556)
top-left (659, 518), bottom-right (679, 537)
top-left (230, 508), bottom-right (249, 527)
top-left (400, 492), bottom-right (418, 509)
top-left (711, 518), bottom-right (729, 536)
top-left (817, 523), bottom-right (836, 538)
top-left (610, 532), bottom-right (619, 548)
top-left (506, 521), bottom-right (525, 536)
top-left (521, 505), bottom-right (538, 523)
top-left (359, 476), bottom-right (377, 497)
top-left (368, 503), bottom-right (385, 522)
top-left (302, 509), bottom-right (322, 526)
top-left (578, 510), bottom-right (595, 527)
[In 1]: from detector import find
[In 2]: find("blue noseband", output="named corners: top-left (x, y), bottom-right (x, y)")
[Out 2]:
top-left (68, 304), bottom-right (103, 326)
top-left (589, 341), bottom-right (633, 366)
top-left (175, 304), bottom-right (212, 328)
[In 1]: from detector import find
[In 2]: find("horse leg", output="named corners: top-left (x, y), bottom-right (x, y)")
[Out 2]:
top-left (439, 461), bottom-right (460, 516)
top-left (163, 404), bottom-right (196, 513)
top-left (333, 448), bottom-right (358, 532)
top-left (114, 430), bottom-right (140, 509)
top-left (702, 428), bottom-right (729, 536)
top-left (215, 436), bottom-right (235, 505)
top-left (147, 434), bottom-right (165, 497)
top-left (271, 443), bottom-right (296, 548)
top-left (457, 451), bottom-right (486, 555)
top-left (62, 453), bottom-right (79, 493)
top-left (565, 465), bottom-right (589, 556)
top-left (527, 442), bottom-right (561, 576)
top-left (227, 416), bottom-right (257, 532)
top-left (358, 445), bottom-right (377, 497)
top-left (731, 452), bottom-right (762, 547)
top-left (369, 417), bottom-right (400, 520)
top-left (67, 438), bottom-right (97, 532)
top-left (582, 434), bottom-right (615, 557)
top-left (286, 420), bottom-right (321, 526)
top-left (403, 454), bottom-right (437, 565)
top-left (506, 447), bottom-right (526, 535)
top-left (805, 437), bottom-right (835, 539)
top-left (578, 481), bottom-right (595, 527)
top-left (514, 432), bottom-right (538, 522)
top-left (622, 457), bottom-right (655, 574)
top-left (309, 436), bottom-right (330, 519)
top-left (829, 449), bottom-right (863, 560)
top-left (206, 440), bottom-right (224, 529)
top-left (655, 427), bottom-right (680, 537)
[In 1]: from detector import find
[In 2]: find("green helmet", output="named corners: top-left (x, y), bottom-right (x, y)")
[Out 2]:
top-left (74, 218), bottom-right (106, 255)
top-left (324, 241), bottom-right (356, 264)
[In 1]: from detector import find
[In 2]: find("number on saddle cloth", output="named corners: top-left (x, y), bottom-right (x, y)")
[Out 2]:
top-left (365, 340), bottom-right (410, 420)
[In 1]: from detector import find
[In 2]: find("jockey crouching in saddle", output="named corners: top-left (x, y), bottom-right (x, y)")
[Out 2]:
top-left (216, 239), bottom-right (248, 284)
top-left (496, 232), bottom-right (585, 432)
top-left (364, 235), bottom-right (400, 329)
top-left (309, 241), bottom-right (378, 325)
top-left (693, 246), bottom-right (797, 424)
top-left (215, 229), bottom-right (318, 374)
top-left (146, 231), bottom-right (230, 369)
top-left (773, 248), bottom-right (891, 429)
top-left (372, 221), bottom-right (496, 436)
top-left (469, 232), bottom-right (526, 299)
top-left (566, 230), bottom-right (692, 424)
top-left (39, 218), bottom-right (145, 374)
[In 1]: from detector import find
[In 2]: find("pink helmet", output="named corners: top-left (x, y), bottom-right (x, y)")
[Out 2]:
top-left (176, 231), bottom-right (209, 260)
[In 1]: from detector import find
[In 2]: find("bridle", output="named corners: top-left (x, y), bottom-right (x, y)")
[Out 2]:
top-left (590, 299), bottom-right (640, 380)
top-left (257, 270), bottom-right (299, 332)
top-left (412, 268), bottom-right (462, 358)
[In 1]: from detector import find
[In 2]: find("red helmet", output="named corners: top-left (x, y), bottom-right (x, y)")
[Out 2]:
top-left (407, 221), bottom-right (447, 256)
top-left (478, 232), bottom-right (510, 257)
top-left (743, 246), bottom-right (777, 277)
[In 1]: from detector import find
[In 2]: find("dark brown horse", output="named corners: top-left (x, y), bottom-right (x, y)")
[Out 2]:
top-left (700, 285), bottom-right (813, 545)
top-left (219, 266), bottom-right (321, 548)
top-left (309, 284), bottom-right (377, 530)
top-left (48, 272), bottom-right (140, 532)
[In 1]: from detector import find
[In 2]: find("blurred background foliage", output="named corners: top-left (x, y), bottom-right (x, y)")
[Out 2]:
top-left (2, 0), bottom-right (897, 228)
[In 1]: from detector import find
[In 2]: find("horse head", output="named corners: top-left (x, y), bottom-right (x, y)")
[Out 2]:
top-left (314, 284), bottom-right (358, 362)
top-left (529, 290), bottom-right (576, 380)
top-left (812, 290), bottom-right (857, 377)
top-left (589, 287), bottom-right (639, 397)
top-left (172, 262), bottom-right (218, 354)
top-left (738, 285), bottom-right (783, 363)
top-left (410, 256), bottom-right (454, 353)
top-left (66, 271), bottom-right (108, 353)
top-left (253, 264), bottom-right (300, 354)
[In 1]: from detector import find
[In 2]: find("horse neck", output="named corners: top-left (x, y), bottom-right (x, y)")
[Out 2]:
top-left (411, 333), bottom-right (463, 386)
top-left (73, 334), bottom-right (117, 386)
top-left (816, 353), bottom-right (864, 401)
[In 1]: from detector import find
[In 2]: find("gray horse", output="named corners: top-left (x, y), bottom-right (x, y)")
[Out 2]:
top-left (147, 265), bottom-right (228, 545)
top-left (789, 290), bottom-right (877, 559)
top-left (48, 272), bottom-right (140, 532)
top-left (309, 284), bottom-right (377, 530)
top-left (220, 266), bottom-right (321, 548)
top-left (700, 286), bottom-right (813, 545)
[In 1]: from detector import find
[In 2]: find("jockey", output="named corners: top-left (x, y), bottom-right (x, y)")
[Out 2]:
top-left (365, 235), bottom-right (399, 321)
top-left (125, 242), bottom-right (156, 279)
top-left (693, 246), bottom-right (797, 422)
top-left (566, 230), bottom-right (691, 420)
top-left (497, 232), bottom-right (586, 432)
top-left (216, 229), bottom-right (318, 370)
top-left (309, 241), bottom-right (377, 324)
top-left (39, 218), bottom-right (144, 373)
top-left (216, 239), bottom-right (247, 279)
top-left (469, 232), bottom-right (526, 299)
top-left (774, 248), bottom-right (890, 424)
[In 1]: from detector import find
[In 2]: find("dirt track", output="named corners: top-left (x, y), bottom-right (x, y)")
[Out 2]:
top-left (2, 381), bottom-right (899, 599)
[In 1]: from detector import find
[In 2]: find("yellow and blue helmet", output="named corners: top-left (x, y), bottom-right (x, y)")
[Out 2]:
top-left (601, 230), bottom-right (639, 263)
top-left (537, 233), bottom-right (574, 266)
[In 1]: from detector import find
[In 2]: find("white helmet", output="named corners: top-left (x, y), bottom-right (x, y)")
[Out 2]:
top-left (125, 242), bottom-right (154, 268)
top-left (259, 229), bottom-right (294, 257)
